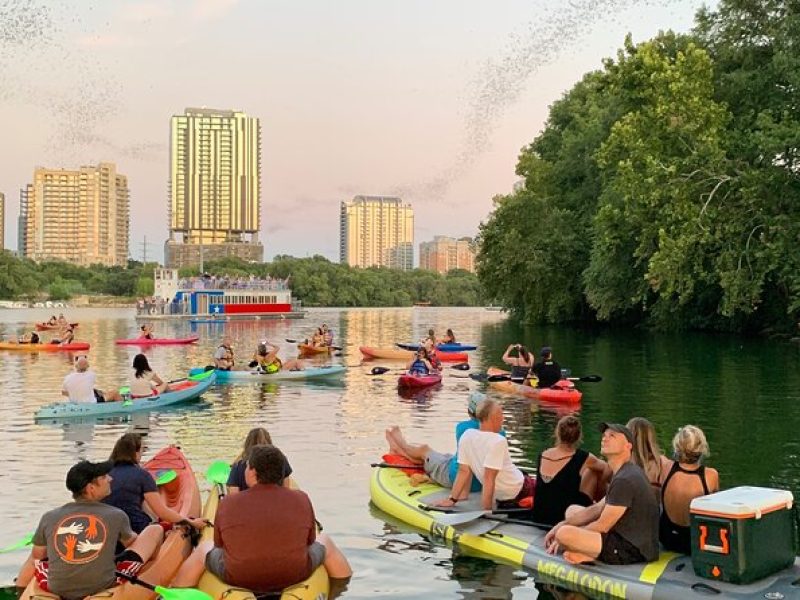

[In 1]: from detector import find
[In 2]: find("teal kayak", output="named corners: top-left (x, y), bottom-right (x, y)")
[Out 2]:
top-left (35, 371), bottom-right (215, 419)
top-left (189, 365), bottom-right (346, 382)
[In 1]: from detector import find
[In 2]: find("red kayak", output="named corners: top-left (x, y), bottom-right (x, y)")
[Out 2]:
top-left (116, 336), bottom-right (200, 346)
top-left (398, 371), bottom-right (443, 388)
top-left (143, 446), bottom-right (201, 518)
top-left (35, 322), bottom-right (78, 331)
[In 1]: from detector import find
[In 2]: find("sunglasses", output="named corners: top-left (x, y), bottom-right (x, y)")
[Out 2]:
top-left (74, 355), bottom-right (88, 362)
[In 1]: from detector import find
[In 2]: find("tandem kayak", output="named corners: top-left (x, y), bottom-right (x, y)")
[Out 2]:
top-left (34, 322), bottom-right (78, 331)
top-left (115, 336), bottom-right (199, 346)
top-left (34, 370), bottom-right (215, 419)
top-left (199, 484), bottom-right (329, 600)
top-left (487, 367), bottom-right (582, 403)
top-left (144, 446), bottom-right (202, 519)
top-left (397, 342), bottom-right (477, 352)
top-left (189, 365), bottom-right (347, 382)
top-left (360, 346), bottom-right (469, 363)
top-left (398, 371), bottom-right (442, 388)
top-left (0, 341), bottom-right (90, 352)
top-left (369, 464), bottom-right (800, 600)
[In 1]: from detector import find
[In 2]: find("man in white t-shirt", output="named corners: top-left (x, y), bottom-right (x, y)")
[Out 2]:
top-left (62, 356), bottom-right (121, 403)
top-left (434, 399), bottom-right (535, 510)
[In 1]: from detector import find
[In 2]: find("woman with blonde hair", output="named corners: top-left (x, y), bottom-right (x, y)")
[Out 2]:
top-left (660, 425), bottom-right (719, 553)
top-left (227, 427), bottom-right (294, 493)
top-left (626, 417), bottom-right (671, 496)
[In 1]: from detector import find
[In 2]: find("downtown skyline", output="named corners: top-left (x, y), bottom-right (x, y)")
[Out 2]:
top-left (0, 0), bottom-right (709, 263)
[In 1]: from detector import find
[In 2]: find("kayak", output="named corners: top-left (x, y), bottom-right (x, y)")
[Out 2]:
top-left (0, 341), bottom-right (90, 352)
top-left (369, 464), bottom-right (800, 600)
top-left (398, 371), bottom-right (442, 388)
top-left (144, 446), bottom-right (202, 518)
top-left (189, 318), bottom-right (227, 324)
top-left (487, 367), bottom-right (582, 403)
top-left (34, 370), bottom-right (215, 419)
top-left (360, 346), bottom-right (469, 363)
top-left (189, 365), bottom-right (347, 382)
top-left (34, 322), bottom-right (78, 331)
top-left (397, 342), bottom-right (477, 352)
top-left (115, 336), bottom-right (199, 346)
top-left (199, 484), bottom-right (329, 600)
top-left (297, 342), bottom-right (331, 355)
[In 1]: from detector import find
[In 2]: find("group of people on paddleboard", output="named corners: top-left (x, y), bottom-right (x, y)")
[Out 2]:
top-left (16, 429), bottom-right (352, 598)
top-left (386, 393), bottom-right (718, 566)
top-left (212, 336), bottom-right (306, 373)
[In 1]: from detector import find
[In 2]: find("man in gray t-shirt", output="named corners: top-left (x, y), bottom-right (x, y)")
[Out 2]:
top-left (544, 422), bottom-right (659, 565)
top-left (17, 460), bottom-right (166, 598)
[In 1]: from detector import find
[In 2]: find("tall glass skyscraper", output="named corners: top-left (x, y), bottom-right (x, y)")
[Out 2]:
top-left (166, 108), bottom-right (263, 268)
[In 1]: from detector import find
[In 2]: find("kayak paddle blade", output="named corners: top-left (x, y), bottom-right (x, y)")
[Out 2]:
top-left (154, 586), bottom-right (214, 600)
top-left (155, 469), bottom-right (178, 485)
top-left (0, 533), bottom-right (33, 553)
top-left (205, 460), bottom-right (231, 486)
top-left (433, 510), bottom-right (492, 526)
top-left (450, 363), bottom-right (470, 371)
top-left (370, 366), bottom-right (391, 375)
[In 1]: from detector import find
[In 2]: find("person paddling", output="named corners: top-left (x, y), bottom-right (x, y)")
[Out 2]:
top-left (531, 346), bottom-right (562, 388)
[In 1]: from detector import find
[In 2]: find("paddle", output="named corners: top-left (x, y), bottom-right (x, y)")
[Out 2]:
top-left (469, 373), bottom-right (602, 384)
top-left (369, 363), bottom-right (470, 376)
top-left (155, 469), bottom-right (177, 485)
top-left (285, 338), bottom-right (343, 351)
top-left (0, 533), bottom-right (33, 553)
top-left (115, 571), bottom-right (212, 600)
top-left (429, 509), bottom-right (550, 530)
top-left (205, 461), bottom-right (231, 486)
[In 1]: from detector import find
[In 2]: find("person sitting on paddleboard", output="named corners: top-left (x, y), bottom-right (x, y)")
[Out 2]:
top-left (227, 427), bottom-right (294, 494)
top-left (502, 343), bottom-right (534, 384)
top-left (130, 354), bottom-right (171, 397)
top-left (214, 336), bottom-right (235, 371)
top-left (407, 348), bottom-right (434, 375)
top-left (252, 341), bottom-right (304, 373)
top-left (626, 417), bottom-right (671, 499)
top-left (442, 328), bottom-right (456, 344)
top-left (63, 356), bottom-right (122, 404)
top-left (138, 324), bottom-right (154, 340)
top-left (531, 346), bottom-right (562, 388)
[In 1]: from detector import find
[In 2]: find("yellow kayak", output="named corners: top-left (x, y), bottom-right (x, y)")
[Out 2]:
top-left (199, 483), bottom-right (329, 600)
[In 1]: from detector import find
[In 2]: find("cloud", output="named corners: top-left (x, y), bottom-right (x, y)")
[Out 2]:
top-left (76, 33), bottom-right (143, 48)
top-left (119, 1), bottom-right (174, 23)
top-left (191, 0), bottom-right (239, 21)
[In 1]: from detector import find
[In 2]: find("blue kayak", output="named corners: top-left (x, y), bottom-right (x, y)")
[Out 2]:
top-left (396, 342), bottom-right (477, 352)
top-left (189, 365), bottom-right (347, 382)
top-left (35, 371), bottom-right (215, 419)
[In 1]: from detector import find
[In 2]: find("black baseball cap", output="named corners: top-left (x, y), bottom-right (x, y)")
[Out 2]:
top-left (540, 346), bottom-right (552, 358)
top-left (65, 460), bottom-right (113, 494)
top-left (598, 422), bottom-right (635, 445)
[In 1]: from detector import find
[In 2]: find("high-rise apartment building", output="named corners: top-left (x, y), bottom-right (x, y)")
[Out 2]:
top-left (19, 163), bottom-right (129, 266)
top-left (340, 196), bottom-right (414, 270)
top-left (0, 192), bottom-right (4, 251)
top-left (419, 236), bottom-right (476, 274)
top-left (165, 107), bottom-right (263, 268)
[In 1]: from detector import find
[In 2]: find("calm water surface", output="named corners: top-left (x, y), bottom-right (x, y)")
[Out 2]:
top-left (0, 307), bottom-right (797, 599)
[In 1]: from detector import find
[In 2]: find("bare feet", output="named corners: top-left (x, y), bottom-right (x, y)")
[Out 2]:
top-left (385, 427), bottom-right (405, 457)
top-left (564, 551), bottom-right (595, 565)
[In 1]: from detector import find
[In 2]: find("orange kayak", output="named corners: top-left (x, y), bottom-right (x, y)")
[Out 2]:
top-left (359, 346), bottom-right (468, 363)
top-left (0, 341), bottom-right (90, 352)
top-left (297, 343), bottom-right (331, 356)
top-left (143, 446), bottom-right (202, 518)
top-left (35, 322), bottom-right (79, 331)
top-left (487, 367), bottom-right (582, 403)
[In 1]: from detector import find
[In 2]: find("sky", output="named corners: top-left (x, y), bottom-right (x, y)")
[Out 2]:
top-left (0, 0), bottom-right (714, 263)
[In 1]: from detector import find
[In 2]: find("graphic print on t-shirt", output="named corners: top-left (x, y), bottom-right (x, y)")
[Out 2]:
top-left (53, 513), bottom-right (108, 564)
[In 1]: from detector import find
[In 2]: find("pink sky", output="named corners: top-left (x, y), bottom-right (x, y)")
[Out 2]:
top-left (0, 0), bottom-right (708, 263)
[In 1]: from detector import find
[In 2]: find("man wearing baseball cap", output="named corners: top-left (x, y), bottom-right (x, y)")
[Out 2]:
top-left (17, 460), bottom-right (164, 598)
top-left (543, 422), bottom-right (659, 565)
top-left (530, 346), bottom-right (562, 389)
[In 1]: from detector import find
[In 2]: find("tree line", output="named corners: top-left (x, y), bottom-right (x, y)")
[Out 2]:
top-left (0, 251), bottom-right (483, 307)
top-left (477, 0), bottom-right (800, 334)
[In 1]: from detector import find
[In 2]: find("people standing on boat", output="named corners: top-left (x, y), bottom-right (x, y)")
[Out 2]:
top-left (16, 460), bottom-right (165, 598)
top-left (530, 346), bottom-right (562, 388)
top-left (62, 356), bottom-right (122, 403)
top-left (227, 427), bottom-right (294, 494)
top-left (544, 422), bottom-right (659, 565)
top-left (171, 444), bottom-right (352, 593)
top-left (441, 329), bottom-right (457, 344)
top-left (659, 425), bottom-right (719, 554)
top-left (214, 336), bottom-right (235, 371)
top-left (626, 417), bottom-right (671, 499)
top-left (502, 344), bottom-right (535, 384)
top-left (104, 433), bottom-right (206, 534)
top-left (531, 416), bottom-right (612, 527)
top-left (385, 392), bottom-right (506, 492)
top-left (130, 354), bottom-right (170, 397)
top-left (138, 324), bottom-right (154, 340)
top-left (407, 348), bottom-right (434, 375)
top-left (433, 399), bottom-right (535, 511)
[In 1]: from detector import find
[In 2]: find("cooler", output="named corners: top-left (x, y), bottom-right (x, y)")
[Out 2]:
top-left (689, 486), bottom-right (795, 584)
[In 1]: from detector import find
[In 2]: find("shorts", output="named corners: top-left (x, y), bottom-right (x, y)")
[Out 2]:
top-left (33, 551), bottom-right (144, 593)
top-left (93, 389), bottom-right (106, 403)
top-left (207, 542), bottom-right (326, 588)
top-left (598, 531), bottom-right (646, 565)
top-left (423, 451), bottom-right (454, 487)
top-left (496, 475), bottom-right (536, 509)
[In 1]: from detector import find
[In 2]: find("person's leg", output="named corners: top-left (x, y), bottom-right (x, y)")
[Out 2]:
top-left (554, 526), bottom-right (602, 564)
top-left (283, 359), bottom-right (304, 371)
top-left (385, 426), bottom-right (429, 463)
top-left (126, 524), bottom-right (164, 563)
top-left (170, 541), bottom-right (214, 587)
top-left (316, 533), bottom-right (352, 579)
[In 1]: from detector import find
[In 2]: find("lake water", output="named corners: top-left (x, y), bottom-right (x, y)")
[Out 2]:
top-left (0, 306), bottom-right (797, 599)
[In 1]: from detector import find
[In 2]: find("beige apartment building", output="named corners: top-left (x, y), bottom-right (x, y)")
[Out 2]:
top-left (165, 107), bottom-right (263, 268)
top-left (19, 163), bottom-right (129, 266)
top-left (419, 236), bottom-right (476, 274)
top-left (0, 192), bottom-right (4, 251)
top-left (340, 196), bottom-right (414, 270)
